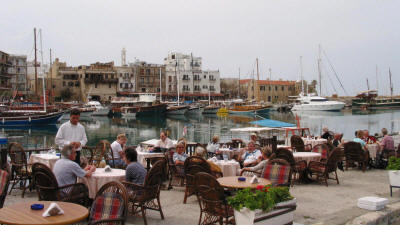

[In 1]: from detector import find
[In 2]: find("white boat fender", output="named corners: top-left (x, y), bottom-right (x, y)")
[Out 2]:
top-left (29, 117), bottom-right (31, 122)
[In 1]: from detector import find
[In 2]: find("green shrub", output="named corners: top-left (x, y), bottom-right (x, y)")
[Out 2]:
top-left (387, 156), bottom-right (400, 170)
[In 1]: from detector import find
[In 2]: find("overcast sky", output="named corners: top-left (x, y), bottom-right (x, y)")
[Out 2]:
top-left (1, 0), bottom-right (399, 96)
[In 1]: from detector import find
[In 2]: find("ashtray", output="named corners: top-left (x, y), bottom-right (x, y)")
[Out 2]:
top-left (238, 177), bottom-right (246, 182)
top-left (56, 153), bottom-right (61, 157)
top-left (31, 203), bottom-right (44, 210)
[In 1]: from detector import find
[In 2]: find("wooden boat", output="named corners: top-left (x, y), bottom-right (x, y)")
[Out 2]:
top-left (228, 103), bottom-right (271, 114)
top-left (166, 105), bottom-right (188, 115)
top-left (186, 105), bottom-right (204, 114)
top-left (202, 105), bottom-right (219, 114)
top-left (121, 107), bottom-right (137, 118)
top-left (111, 94), bottom-right (167, 117)
top-left (0, 111), bottom-right (65, 126)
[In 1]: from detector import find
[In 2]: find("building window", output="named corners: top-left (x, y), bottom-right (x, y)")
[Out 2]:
top-left (269, 86), bottom-right (271, 91)
top-left (204, 75), bottom-right (206, 79)
top-left (120, 73), bottom-right (122, 78)
top-left (203, 85), bottom-right (208, 89)
top-left (146, 69), bottom-right (150, 75)
top-left (183, 85), bottom-right (189, 91)
top-left (194, 85), bottom-right (200, 91)
top-left (111, 74), bottom-right (114, 79)
top-left (109, 83), bottom-right (112, 88)
top-left (95, 83), bottom-right (98, 88)
top-left (275, 86), bottom-right (278, 91)
top-left (140, 77), bottom-right (144, 84)
top-left (210, 86), bottom-right (215, 91)
top-left (260, 86), bottom-right (265, 91)
top-left (63, 81), bottom-right (66, 87)
top-left (281, 86), bottom-right (284, 91)
top-left (268, 96), bottom-right (271, 102)
top-left (124, 83), bottom-right (129, 89)
top-left (105, 74), bottom-right (108, 79)
top-left (141, 88), bottom-right (146, 92)
top-left (157, 87), bottom-right (160, 92)
top-left (120, 83), bottom-right (123, 88)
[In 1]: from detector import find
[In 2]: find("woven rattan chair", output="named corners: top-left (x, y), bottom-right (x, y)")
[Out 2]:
top-left (344, 141), bottom-right (369, 172)
top-left (311, 144), bottom-right (330, 162)
top-left (81, 146), bottom-right (94, 168)
top-left (308, 147), bottom-right (342, 186)
top-left (32, 163), bottom-right (89, 207)
top-left (271, 147), bottom-right (305, 186)
top-left (261, 159), bottom-right (292, 187)
top-left (165, 149), bottom-right (185, 189)
top-left (290, 135), bottom-right (311, 152)
top-left (8, 142), bottom-right (32, 197)
top-left (195, 172), bottom-right (234, 225)
top-left (183, 156), bottom-right (212, 204)
top-left (0, 169), bottom-right (10, 208)
top-left (92, 140), bottom-right (112, 168)
top-left (88, 181), bottom-right (128, 225)
top-left (123, 160), bottom-right (165, 225)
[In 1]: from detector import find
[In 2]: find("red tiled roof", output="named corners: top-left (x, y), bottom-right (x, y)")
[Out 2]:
top-left (239, 79), bottom-right (295, 86)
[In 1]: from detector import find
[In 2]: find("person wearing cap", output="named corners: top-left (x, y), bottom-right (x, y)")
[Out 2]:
top-left (110, 133), bottom-right (127, 167)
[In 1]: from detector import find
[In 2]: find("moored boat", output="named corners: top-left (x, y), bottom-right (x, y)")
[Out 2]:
top-left (85, 101), bottom-right (110, 116)
top-left (121, 107), bottom-right (137, 118)
top-left (111, 93), bottom-right (167, 117)
top-left (352, 90), bottom-right (400, 109)
top-left (0, 111), bottom-right (64, 126)
top-left (166, 105), bottom-right (188, 115)
top-left (228, 103), bottom-right (271, 114)
top-left (202, 105), bottom-right (220, 114)
top-left (186, 105), bottom-right (204, 114)
top-left (291, 94), bottom-right (345, 111)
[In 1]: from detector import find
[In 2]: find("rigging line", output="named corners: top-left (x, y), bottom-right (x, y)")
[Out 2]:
top-left (321, 47), bottom-right (348, 96)
top-left (320, 61), bottom-right (338, 94)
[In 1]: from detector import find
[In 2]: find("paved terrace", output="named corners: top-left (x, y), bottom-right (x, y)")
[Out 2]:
top-left (4, 168), bottom-right (398, 225)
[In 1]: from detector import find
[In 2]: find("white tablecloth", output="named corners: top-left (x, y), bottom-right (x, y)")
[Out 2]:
top-left (78, 168), bottom-right (125, 198)
top-left (210, 160), bottom-right (240, 177)
top-left (137, 151), bottom-right (165, 167)
top-left (28, 154), bottom-right (60, 170)
top-left (293, 152), bottom-right (321, 164)
top-left (140, 139), bottom-right (178, 147)
top-left (218, 148), bottom-right (240, 159)
top-left (302, 138), bottom-right (327, 148)
top-left (367, 144), bottom-right (381, 160)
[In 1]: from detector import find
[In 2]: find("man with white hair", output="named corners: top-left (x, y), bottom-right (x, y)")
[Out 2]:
top-left (53, 144), bottom-right (96, 187)
top-left (321, 127), bottom-right (332, 140)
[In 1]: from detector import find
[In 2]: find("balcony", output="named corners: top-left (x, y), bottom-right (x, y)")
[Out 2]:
top-left (193, 77), bottom-right (201, 81)
top-left (182, 77), bottom-right (190, 81)
top-left (84, 78), bottom-right (118, 83)
top-left (209, 78), bottom-right (216, 81)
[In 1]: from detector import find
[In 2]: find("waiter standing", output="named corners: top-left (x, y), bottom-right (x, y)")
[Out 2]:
top-left (55, 108), bottom-right (87, 166)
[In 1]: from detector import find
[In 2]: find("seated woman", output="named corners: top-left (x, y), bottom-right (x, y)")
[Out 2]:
top-left (172, 141), bottom-right (188, 175)
top-left (238, 141), bottom-right (262, 167)
top-left (363, 130), bottom-right (377, 144)
top-left (194, 146), bottom-right (222, 175)
top-left (124, 146), bottom-right (147, 185)
top-left (353, 130), bottom-right (367, 151)
top-left (110, 133), bottom-right (127, 167)
top-left (240, 147), bottom-right (272, 177)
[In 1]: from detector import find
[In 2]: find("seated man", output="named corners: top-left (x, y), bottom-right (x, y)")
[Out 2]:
top-left (53, 144), bottom-right (96, 187)
top-left (332, 133), bottom-right (343, 147)
top-left (380, 128), bottom-right (395, 152)
top-left (206, 135), bottom-right (220, 154)
top-left (239, 141), bottom-right (262, 167)
top-left (155, 131), bottom-right (175, 150)
top-left (194, 146), bottom-right (222, 175)
top-left (110, 133), bottom-right (127, 167)
top-left (241, 146), bottom-right (272, 177)
top-left (124, 147), bottom-right (147, 185)
top-left (321, 127), bottom-right (333, 140)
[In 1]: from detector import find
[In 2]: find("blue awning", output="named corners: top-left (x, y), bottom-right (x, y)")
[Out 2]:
top-left (249, 119), bottom-right (295, 128)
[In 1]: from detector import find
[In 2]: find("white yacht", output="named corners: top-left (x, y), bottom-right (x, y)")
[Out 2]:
top-left (291, 94), bottom-right (345, 111)
top-left (86, 101), bottom-right (110, 116)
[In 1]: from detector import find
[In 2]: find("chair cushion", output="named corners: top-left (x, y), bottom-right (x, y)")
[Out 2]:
top-left (90, 192), bottom-right (124, 221)
top-left (309, 163), bottom-right (326, 173)
top-left (262, 164), bottom-right (290, 185)
top-left (0, 170), bottom-right (8, 195)
top-left (312, 147), bottom-right (328, 159)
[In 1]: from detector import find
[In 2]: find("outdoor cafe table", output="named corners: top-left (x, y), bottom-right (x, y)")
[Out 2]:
top-left (28, 153), bottom-right (60, 170)
top-left (301, 138), bottom-right (327, 148)
top-left (217, 176), bottom-right (271, 189)
top-left (217, 148), bottom-right (241, 159)
top-left (210, 160), bottom-right (240, 177)
top-left (79, 168), bottom-right (125, 199)
top-left (293, 152), bottom-right (322, 164)
top-left (137, 150), bottom-right (165, 170)
top-left (367, 144), bottom-right (381, 160)
top-left (0, 201), bottom-right (88, 225)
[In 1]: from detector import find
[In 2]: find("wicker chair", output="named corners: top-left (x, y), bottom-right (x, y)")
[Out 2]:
top-left (344, 142), bottom-right (369, 172)
top-left (92, 140), bottom-right (112, 168)
top-left (183, 156), bottom-right (212, 204)
top-left (271, 147), bottom-right (305, 186)
top-left (311, 144), bottom-right (330, 161)
top-left (8, 142), bottom-right (32, 197)
top-left (260, 136), bottom-right (277, 152)
top-left (195, 172), bottom-right (234, 225)
top-left (165, 150), bottom-right (185, 189)
top-left (31, 163), bottom-right (89, 207)
top-left (290, 135), bottom-right (312, 152)
top-left (308, 147), bottom-right (342, 186)
top-left (0, 169), bottom-right (10, 208)
top-left (123, 160), bottom-right (165, 225)
top-left (261, 159), bottom-right (292, 187)
top-left (88, 181), bottom-right (128, 225)
top-left (81, 146), bottom-right (94, 168)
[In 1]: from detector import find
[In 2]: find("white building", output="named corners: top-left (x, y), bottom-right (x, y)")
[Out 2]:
top-left (164, 52), bottom-right (220, 99)
top-left (8, 55), bottom-right (28, 94)
top-left (115, 66), bottom-right (135, 93)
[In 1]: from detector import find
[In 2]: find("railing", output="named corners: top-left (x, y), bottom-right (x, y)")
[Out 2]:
top-left (84, 78), bottom-right (118, 83)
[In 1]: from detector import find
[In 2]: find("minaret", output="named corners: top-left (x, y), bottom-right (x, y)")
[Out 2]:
top-left (121, 48), bottom-right (127, 66)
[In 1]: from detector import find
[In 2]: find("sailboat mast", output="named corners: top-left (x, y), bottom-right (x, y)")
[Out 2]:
top-left (376, 65), bottom-right (379, 94)
top-left (238, 68), bottom-right (240, 99)
top-left (39, 29), bottom-right (46, 112)
top-left (300, 56), bottom-right (304, 95)
top-left (176, 58), bottom-right (179, 106)
top-left (159, 67), bottom-right (162, 102)
top-left (34, 28), bottom-right (38, 96)
top-left (50, 48), bottom-right (53, 104)
top-left (256, 58), bottom-right (259, 102)
top-left (318, 45), bottom-right (322, 96)
top-left (389, 68), bottom-right (393, 99)
top-left (366, 78), bottom-right (370, 91)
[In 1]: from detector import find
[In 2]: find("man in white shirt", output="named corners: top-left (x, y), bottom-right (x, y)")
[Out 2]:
top-left (110, 133), bottom-right (127, 167)
top-left (55, 108), bottom-right (87, 166)
top-left (239, 141), bottom-right (262, 167)
top-left (155, 131), bottom-right (175, 149)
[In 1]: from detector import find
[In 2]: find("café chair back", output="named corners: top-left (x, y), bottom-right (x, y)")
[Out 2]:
top-left (32, 162), bottom-right (89, 207)
top-left (308, 147), bottom-right (342, 186)
top-left (262, 159), bottom-right (291, 187)
top-left (0, 169), bottom-right (10, 208)
top-left (7, 142), bottom-right (32, 197)
top-left (195, 172), bottom-right (234, 225)
top-left (311, 144), bottom-right (329, 161)
top-left (183, 156), bottom-right (212, 204)
top-left (290, 135), bottom-right (312, 152)
top-left (89, 181), bottom-right (128, 225)
top-left (260, 136), bottom-right (277, 152)
top-left (344, 141), bottom-right (369, 172)
top-left (165, 149), bottom-right (185, 189)
top-left (123, 160), bottom-right (165, 225)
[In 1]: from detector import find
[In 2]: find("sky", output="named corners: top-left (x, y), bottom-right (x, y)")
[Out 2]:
top-left (1, 0), bottom-right (399, 96)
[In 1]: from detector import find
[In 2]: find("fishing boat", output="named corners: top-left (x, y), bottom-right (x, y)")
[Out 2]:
top-left (111, 93), bottom-right (167, 117)
top-left (166, 105), bottom-right (188, 115)
top-left (202, 105), bottom-right (220, 114)
top-left (86, 101), bottom-right (110, 116)
top-left (121, 107), bottom-right (137, 118)
top-left (0, 107), bottom-right (64, 126)
top-left (228, 102), bottom-right (271, 114)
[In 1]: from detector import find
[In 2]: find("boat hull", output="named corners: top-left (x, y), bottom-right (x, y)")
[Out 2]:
top-left (229, 106), bottom-right (271, 114)
top-left (291, 102), bottom-right (345, 111)
top-left (202, 107), bottom-right (219, 114)
top-left (352, 98), bottom-right (400, 109)
top-left (166, 106), bottom-right (188, 115)
top-left (0, 111), bottom-right (64, 126)
top-left (122, 112), bottom-right (136, 118)
top-left (186, 107), bottom-right (204, 114)
top-left (91, 107), bottom-right (110, 116)
top-left (136, 104), bottom-right (167, 117)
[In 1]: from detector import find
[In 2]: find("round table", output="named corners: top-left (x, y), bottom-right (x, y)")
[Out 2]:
top-left (217, 176), bottom-right (271, 189)
top-left (293, 152), bottom-right (321, 164)
top-left (79, 168), bottom-right (125, 198)
top-left (210, 160), bottom-right (240, 177)
top-left (137, 151), bottom-right (165, 170)
top-left (0, 201), bottom-right (88, 225)
top-left (29, 154), bottom-right (60, 170)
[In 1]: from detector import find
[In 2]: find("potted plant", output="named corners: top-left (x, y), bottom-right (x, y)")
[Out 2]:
top-left (387, 156), bottom-right (400, 196)
top-left (228, 185), bottom-right (296, 225)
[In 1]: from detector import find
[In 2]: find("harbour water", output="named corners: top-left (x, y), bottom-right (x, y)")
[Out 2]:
top-left (3, 109), bottom-right (400, 149)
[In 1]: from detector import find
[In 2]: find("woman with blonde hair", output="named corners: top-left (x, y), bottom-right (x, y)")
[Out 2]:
top-left (110, 133), bottom-right (127, 167)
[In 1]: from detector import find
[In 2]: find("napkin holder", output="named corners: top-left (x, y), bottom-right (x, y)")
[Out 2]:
top-left (250, 175), bottom-right (259, 184)
top-left (42, 202), bottom-right (64, 217)
top-left (104, 165), bottom-right (112, 172)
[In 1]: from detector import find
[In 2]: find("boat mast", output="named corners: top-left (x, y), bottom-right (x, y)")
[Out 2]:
top-left (376, 65), bottom-right (379, 94)
top-left (159, 67), bottom-right (162, 102)
top-left (389, 68), bottom-right (393, 99)
top-left (269, 68), bottom-right (272, 103)
top-left (318, 45), bottom-right (322, 96)
top-left (39, 29), bottom-right (46, 112)
top-left (238, 68), bottom-right (240, 99)
top-left (256, 58), bottom-right (259, 102)
top-left (49, 48), bottom-right (53, 104)
top-left (175, 58), bottom-right (179, 106)
top-left (366, 78), bottom-right (370, 91)
top-left (34, 28), bottom-right (38, 96)
top-left (300, 56), bottom-right (304, 95)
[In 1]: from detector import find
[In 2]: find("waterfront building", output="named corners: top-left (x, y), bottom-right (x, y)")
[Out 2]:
top-left (0, 51), bottom-right (11, 98)
top-left (239, 79), bottom-right (297, 103)
top-left (115, 66), bottom-right (135, 93)
top-left (164, 52), bottom-right (222, 101)
top-left (130, 61), bottom-right (165, 94)
top-left (27, 61), bottom-right (50, 97)
top-left (8, 55), bottom-right (28, 97)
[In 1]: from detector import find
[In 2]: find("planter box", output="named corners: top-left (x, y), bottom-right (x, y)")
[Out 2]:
top-left (234, 199), bottom-right (297, 225)
top-left (388, 170), bottom-right (400, 196)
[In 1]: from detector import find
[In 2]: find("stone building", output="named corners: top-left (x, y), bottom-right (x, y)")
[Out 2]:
top-left (115, 66), bottom-right (135, 93)
top-left (164, 52), bottom-right (222, 100)
top-left (239, 79), bottom-right (297, 103)
top-left (131, 61), bottom-right (165, 94)
top-left (0, 51), bottom-right (11, 97)
top-left (8, 55), bottom-right (28, 96)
